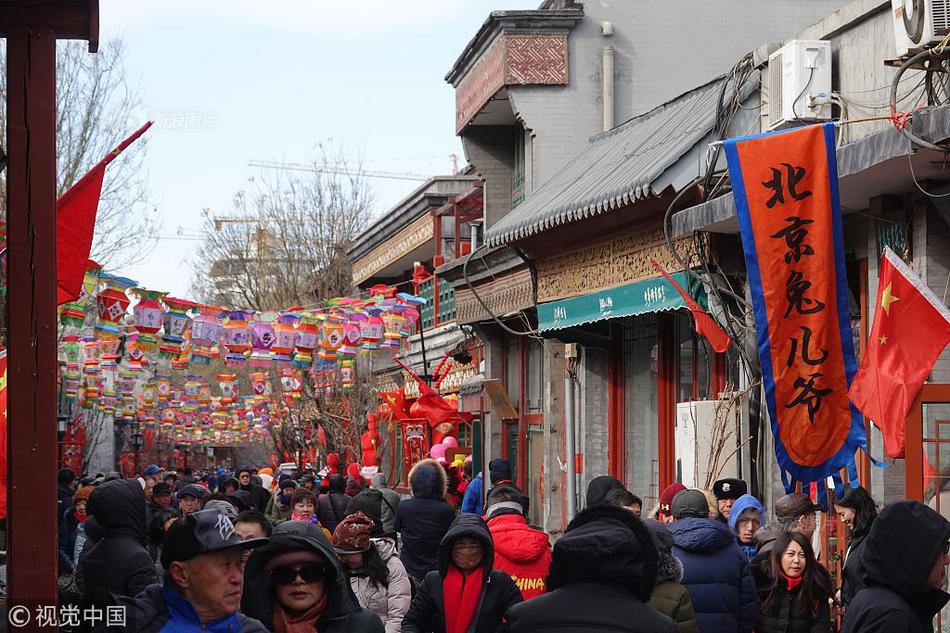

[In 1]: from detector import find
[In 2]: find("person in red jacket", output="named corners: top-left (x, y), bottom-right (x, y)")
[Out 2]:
top-left (485, 483), bottom-right (552, 600)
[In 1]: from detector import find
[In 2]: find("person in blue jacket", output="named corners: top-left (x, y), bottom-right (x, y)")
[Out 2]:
top-left (669, 488), bottom-right (757, 633)
top-left (460, 469), bottom-right (483, 515)
top-left (728, 493), bottom-right (767, 560)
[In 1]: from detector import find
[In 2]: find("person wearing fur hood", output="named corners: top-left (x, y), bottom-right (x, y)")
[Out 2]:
top-left (644, 518), bottom-right (699, 633)
top-left (395, 459), bottom-right (456, 582)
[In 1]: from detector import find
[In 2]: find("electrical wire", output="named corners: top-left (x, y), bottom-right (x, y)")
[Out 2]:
top-left (907, 153), bottom-right (950, 198)
top-left (890, 49), bottom-right (950, 153)
top-left (792, 66), bottom-right (816, 122)
top-left (461, 242), bottom-right (540, 337)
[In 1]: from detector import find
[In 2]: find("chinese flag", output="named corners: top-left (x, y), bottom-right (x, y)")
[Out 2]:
top-left (651, 260), bottom-right (732, 353)
top-left (56, 121), bottom-right (152, 305)
top-left (848, 248), bottom-right (950, 458)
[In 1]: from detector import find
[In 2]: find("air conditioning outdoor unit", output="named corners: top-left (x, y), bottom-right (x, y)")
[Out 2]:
top-left (767, 40), bottom-right (832, 131)
top-left (892, 0), bottom-right (950, 58)
top-left (675, 399), bottom-right (739, 490)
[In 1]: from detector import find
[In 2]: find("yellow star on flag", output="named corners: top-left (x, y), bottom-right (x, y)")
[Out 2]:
top-left (879, 334), bottom-right (888, 345)
top-left (880, 283), bottom-right (900, 316)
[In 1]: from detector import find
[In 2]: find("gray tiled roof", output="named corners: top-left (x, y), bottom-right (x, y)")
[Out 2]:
top-left (485, 70), bottom-right (759, 246)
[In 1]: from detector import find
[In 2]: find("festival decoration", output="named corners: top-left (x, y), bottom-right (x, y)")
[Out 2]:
top-left (161, 297), bottom-right (196, 359)
top-left (222, 310), bottom-right (254, 366)
top-left (131, 288), bottom-right (167, 352)
top-left (218, 373), bottom-right (238, 404)
top-left (191, 305), bottom-right (224, 364)
top-left (360, 312), bottom-right (384, 352)
top-left (724, 122), bottom-right (870, 494)
top-left (272, 313), bottom-right (301, 366)
top-left (250, 316), bottom-right (276, 367)
top-left (292, 315), bottom-right (319, 368)
top-left (95, 274), bottom-right (135, 339)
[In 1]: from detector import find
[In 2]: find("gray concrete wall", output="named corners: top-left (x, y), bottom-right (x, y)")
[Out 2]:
top-left (509, 0), bottom-right (851, 190)
top-left (577, 346), bottom-right (609, 502)
top-left (461, 126), bottom-right (516, 228)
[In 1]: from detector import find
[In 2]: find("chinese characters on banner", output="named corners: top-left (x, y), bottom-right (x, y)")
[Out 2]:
top-left (724, 123), bottom-right (868, 493)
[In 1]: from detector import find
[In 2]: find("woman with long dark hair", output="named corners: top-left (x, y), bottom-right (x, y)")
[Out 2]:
top-left (333, 512), bottom-right (411, 633)
top-left (834, 485), bottom-right (878, 608)
top-left (759, 531), bottom-right (833, 633)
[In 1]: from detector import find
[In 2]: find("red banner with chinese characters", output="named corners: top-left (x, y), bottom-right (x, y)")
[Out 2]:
top-left (400, 419), bottom-right (429, 481)
top-left (725, 123), bottom-right (868, 492)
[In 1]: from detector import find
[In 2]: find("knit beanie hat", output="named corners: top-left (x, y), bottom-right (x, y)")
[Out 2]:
top-left (332, 511), bottom-right (373, 554)
top-left (73, 485), bottom-right (93, 504)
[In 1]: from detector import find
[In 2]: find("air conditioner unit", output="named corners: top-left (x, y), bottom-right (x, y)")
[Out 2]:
top-left (892, 0), bottom-right (950, 58)
top-left (767, 40), bottom-right (832, 131)
top-left (675, 400), bottom-right (739, 489)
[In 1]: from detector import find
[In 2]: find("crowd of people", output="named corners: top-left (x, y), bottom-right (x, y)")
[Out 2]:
top-left (52, 459), bottom-right (949, 632)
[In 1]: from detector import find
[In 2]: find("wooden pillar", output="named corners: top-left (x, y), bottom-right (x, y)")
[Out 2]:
top-left (6, 29), bottom-right (60, 614)
top-left (607, 325), bottom-right (625, 481)
top-left (657, 315), bottom-right (676, 491)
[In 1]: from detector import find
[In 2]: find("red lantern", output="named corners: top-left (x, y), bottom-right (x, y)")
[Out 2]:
top-left (95, 274), bottom-right (135, 339)
top-left (222, 310), bottom-right (253, 365)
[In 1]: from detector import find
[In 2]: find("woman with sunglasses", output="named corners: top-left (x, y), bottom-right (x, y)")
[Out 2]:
top-left (758, 531), bottom-right (833, 633)
top-left (243, 520), bottom-right (384, 633)
top-left (402, 513), bottom-right (523, 633)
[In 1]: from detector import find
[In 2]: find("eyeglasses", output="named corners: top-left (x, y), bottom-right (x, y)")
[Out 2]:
top-left (270, 563), bottom-right (326, 586)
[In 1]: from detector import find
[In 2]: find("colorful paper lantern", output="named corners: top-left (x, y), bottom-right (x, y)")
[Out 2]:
top-left (293, 315), bottom-right (319, 368)
top-left (95, 274), bottom-right (136, 339)
top-left (217, 373), bottom-right (238, 404)
top-left (131, 289), bottom-right (167, 352)
top-left (382, 310), bottom-right (406, 347)
top-left (161, 297), bottom-right (197, 359)
top-left (191, 305), bottom-right (224, 364)
top-left (360, 313), bottom-right (384, 352)
top-left (222, 310), bottom-right (253, 366)
top-left (250, 318), bottom-right (276, 367)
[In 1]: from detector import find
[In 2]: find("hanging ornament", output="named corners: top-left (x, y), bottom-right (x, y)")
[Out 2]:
top-left (155, 374), bottom-right (172, 401)
top-left (318, 317), bottom-right (345, 363)
top-left (161, 297), bottom-right (197, 359)
top-left (62, 335), bottom-right (82, 402)
top-left (360, 312), bottom-right (384, 352)
top-left (125, 335), bottom-right (146, 372)
top-left (272, 313), bottom-right (301, 365)
top-left (382, 310), bottom-right (406, 347)
top-left (250, 316), bottom-right (276, 367)
top-left (222, 310), bottom-right (253, 366)
top-left (131, 289), bottom-right (167, 352)
top-left (293, 315), bottom-right (319, 368)
top-left (249, 371), bottom-right (269, 401)
top-left (60, 265), bottom-right (101, 328)
top-left (217, 373), bottom-right (238, 404)
top-left (95, 274), bottom-right (135, 339)
top-left (280, 368), bottom-right (302, 404)
top-left (191, 305), bottom-right (225, 364)
top-left (340, 319), bottom-right (362, 363)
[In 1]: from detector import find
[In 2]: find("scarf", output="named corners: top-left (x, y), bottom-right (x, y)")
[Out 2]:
top-left (291, 511), bottom-right (319, 525)
top-left (272, 593), bottom-right (328, 633)
top-left (782, 572), bottom-right (804, 592)
top-left (443, 565), bottom-right (484, 633)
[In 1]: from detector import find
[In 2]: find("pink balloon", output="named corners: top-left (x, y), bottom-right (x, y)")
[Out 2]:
top-left (429, 443), bottom-right (447, 460)
top-left (441, 436), bottom-right (458, 448)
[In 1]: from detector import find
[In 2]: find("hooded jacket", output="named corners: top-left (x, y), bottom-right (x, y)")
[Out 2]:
top-left (460, 472), bottom-right (483, 516)
top-left (346, 488), bottom-right (386, 538)
top-left (842, 500), bottom-right (950, 633)
top-left (506, 506), bottom-right (677, 633)
top-left (318, 474), bottom-right (351, 534)
top-left (644, 519), bottom-right (699, 633)
top-left (242, 520), bottom-right (384, 633)
top-left (371, 473), bottom-right (401, 536)
top-left (402, 514), bottom-right (523, 633)
top-left (394, 459), bottom-right (456, 580)
top-left (584, 475), bottom-right (626, 508)
top-left (486, 513), bottom-right (551, 600)
top-left (728, 494), bottom-right (767, 559)
top-left (80, 479), bottom-right (159, 602)
top-left (347, 538), bottom-right (411, 633)
top-left (670, 517), bottom-right (757, 633)
top-left (106, 584), bottom-right (268, 633)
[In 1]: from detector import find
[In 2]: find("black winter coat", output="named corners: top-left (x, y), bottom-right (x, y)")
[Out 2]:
top-left (759, 580), bottom-right (831, 633)
top-left (239, 482), bottom-right (271, 512)
top-left (396, 459), bottom-right (455, 580)
top-left (506, 506), bottom-right (676, 633)
top-left (842, 500), bottom-right (950, 633)
top-left (242, 521), bottom-right (384, 633)
top-left (840, 528), bottom-right (871, 608)
top-left (80, 479), bottom-right (158, 602)
top-left (318, 491), bottom-right (351, 534)
top-left (402, 514), bottom-right (523, 633)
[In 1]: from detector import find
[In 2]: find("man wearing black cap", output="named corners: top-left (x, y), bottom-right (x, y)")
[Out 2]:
top-left (111, 509), bottom-right (269, 631)
top-left (176, 484), bottom-right (205, 516)
top-left (712, 478), bottom-right (747, 522)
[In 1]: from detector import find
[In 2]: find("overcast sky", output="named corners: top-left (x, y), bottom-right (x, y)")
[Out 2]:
top-left (99, 0), bottom-right (537, 297)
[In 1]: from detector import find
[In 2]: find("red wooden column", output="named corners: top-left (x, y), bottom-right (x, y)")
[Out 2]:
top-left (7, 29), bottom-right (59, 614)
top-left (657, 315), bottom-right (676, 492)
top-left (607, 325), bottom-right (625, 481)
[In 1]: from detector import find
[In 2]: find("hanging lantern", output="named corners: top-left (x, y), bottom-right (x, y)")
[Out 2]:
top-left (222, 310), bottom-right (253, 366)
top-left (60, 266), bottom-right (101, 328)
top-left (249, 372), bottom-right (269, 399)
top-left (155, 374), bottom-right (172, 401)
top-left (131, 289), bottom-right (167, 352)
top-left (60, 303), bottom-right (86, 328)
top-left (340, 319), bottom-right (362, 363)
top-left (62, 336), bottom-right (82, 402)
top-left (317, 317), bottom-right (344, 363)
top-left (272, 313), bottom-right (300, 365)
top-left (382, 310), bottom-right (406, 347)
top-left (183, 375), bottom-right (203, 401)
top-left (360, 312), bottom-right (384, 352)
top-left (191, 305), bottom-right (225, 364)
top-left (95, 274), bottom-right (136, 339)
top-left (293, 315), bottom-right (319, 368)
top-left (126, 335), bottom-right (146, 372)
top-left (280, 368), bottom-right (302, 404)
top-left (161, 297), bottom-right (196, 359)
top-left (340, 365), bottom-right (355, 390)
top-left (250, 317), bottom-right (276, 367)
top-left (218, 373), bottom-right (238, 404)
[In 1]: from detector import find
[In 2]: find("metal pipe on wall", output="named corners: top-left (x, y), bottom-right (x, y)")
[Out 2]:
top-left (565, 355), bottom-right (577, 520)
top-left (602, 21), bottom-right (615, 132)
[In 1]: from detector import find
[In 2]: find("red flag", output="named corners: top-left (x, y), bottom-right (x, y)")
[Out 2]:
top-left (848, 248), bottom-right (950, 458)
top-left (392, 356), bottom-right (472, 427)
top-left (651, 260), bottom-right (732, 353)
top-left (57, 121), bottom-right (153, 305)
